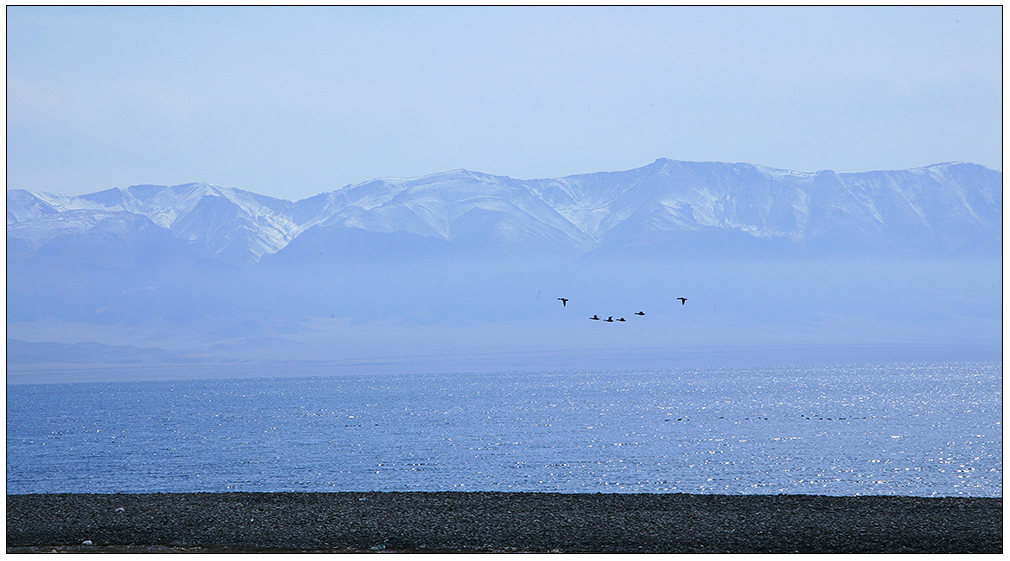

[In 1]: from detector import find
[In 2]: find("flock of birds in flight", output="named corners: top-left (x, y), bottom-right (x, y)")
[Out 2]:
top-left (557, 296), bottom-right (687, 322)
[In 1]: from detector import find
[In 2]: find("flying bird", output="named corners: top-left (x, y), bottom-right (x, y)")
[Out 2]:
top-left (617, 317), bottom-right (626, 322)
top-left (677, 297), bottom-right (688, 305)
top-left (558, 298), bottom-right (569, 307)
top-left (635, 311), bottom-right (645, 316)
top-left (590, 314), bottom-right (600, 320)
top-left (605, 316), bottom-right (614, 322)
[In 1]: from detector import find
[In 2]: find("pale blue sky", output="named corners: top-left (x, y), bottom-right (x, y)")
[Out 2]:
top-left (7, 6), bottom-right (1002, 200)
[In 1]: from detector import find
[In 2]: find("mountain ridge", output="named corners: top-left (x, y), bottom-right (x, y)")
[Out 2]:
top-left (7, 159), bottom-right (1002, 369)
top-left (7, 159), bottom-right (1002, 265)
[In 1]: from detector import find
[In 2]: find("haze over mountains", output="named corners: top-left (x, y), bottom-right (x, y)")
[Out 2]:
top-left (7, 159), bottom-right (1002, 379)
top-left (9, 159), bottom-right (1001, 264)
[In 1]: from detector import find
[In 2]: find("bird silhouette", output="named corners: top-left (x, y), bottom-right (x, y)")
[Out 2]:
top-left (617, 317), bottom-right (626, 322)
top-left (635, 311), bottom-right (645, 316)
top-left (605, 316), bottom-right (614, 322)
top-left (590, 314), bottom-right (600, 320)
top-left (677, 297), bottom-right (687, 305)
top-left (558, 298), bottom-right (569, 307)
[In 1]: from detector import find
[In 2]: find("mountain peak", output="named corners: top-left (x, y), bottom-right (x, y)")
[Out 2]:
top-left (8, 159), bottom-right (1002, 264)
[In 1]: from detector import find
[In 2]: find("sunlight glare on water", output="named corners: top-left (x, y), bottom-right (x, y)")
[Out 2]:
top-left (6, 362), bottom-right (1002, 497)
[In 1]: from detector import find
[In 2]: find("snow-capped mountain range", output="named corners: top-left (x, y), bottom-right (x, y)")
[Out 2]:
top-left (7, 158), bottom-right (1002, 266)
top-left (7, 159), bottom-right (1003, 368)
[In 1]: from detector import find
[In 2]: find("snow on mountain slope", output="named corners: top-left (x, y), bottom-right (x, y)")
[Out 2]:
top-left (6, 159), bottom-right (1002, 266)
top-left (19, 183), bottom-right (300, 263)
top-left (529, 159), bottom-right (1000, 254)
top-left (831, 163), bottom-right (1002, 252)
top-left (315, 169), bottom-right (598, 255)
top-left (6, 190), bottom-right (59, 225)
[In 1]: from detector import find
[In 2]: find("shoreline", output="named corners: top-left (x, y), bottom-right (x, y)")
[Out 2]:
top-left (6, 491), bottom-right (1002, 553)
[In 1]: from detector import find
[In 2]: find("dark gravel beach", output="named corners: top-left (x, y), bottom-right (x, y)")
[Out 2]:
top-left (6, 492), bottom-right (1001, 553)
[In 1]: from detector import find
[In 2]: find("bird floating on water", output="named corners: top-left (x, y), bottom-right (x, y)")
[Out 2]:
top-left (558, 298), bottom-right (569, 307)
top-left (677, 297), bottom-right (688, 305)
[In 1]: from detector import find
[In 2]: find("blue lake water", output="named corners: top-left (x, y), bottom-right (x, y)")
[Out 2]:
top-left (6, 362), bottom-right (1002, 497)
